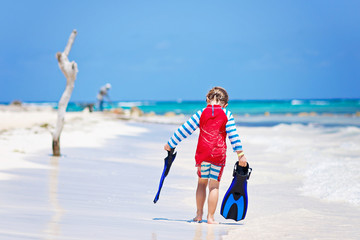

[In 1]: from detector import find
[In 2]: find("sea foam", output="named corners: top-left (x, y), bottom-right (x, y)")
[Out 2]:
top-left (295, 126), bottom-right (360, 207)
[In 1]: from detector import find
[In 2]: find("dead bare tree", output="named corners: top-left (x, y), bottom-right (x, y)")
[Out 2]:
top-left (52, 29), bottom-right (78, 156)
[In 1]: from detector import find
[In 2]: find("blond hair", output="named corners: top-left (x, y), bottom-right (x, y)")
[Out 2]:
top-left (206, 87), bottom-right (229, 106)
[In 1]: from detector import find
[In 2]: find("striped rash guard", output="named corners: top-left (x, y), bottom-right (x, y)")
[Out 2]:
top-left (167, 105), bottom-right (243, 166)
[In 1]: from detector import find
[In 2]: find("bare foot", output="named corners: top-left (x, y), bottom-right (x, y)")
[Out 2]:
top-left (193, 210), bottom-right (203, 222)
top-left (207, 215), bottom-right (218, 224)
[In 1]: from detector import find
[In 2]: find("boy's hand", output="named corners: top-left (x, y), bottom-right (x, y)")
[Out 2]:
top-left (236, 151), bottom-right (247, 167)
top-left (238, 155), bottom-right (247, 167)
top-left (164, 143), bottom-right (172, 151)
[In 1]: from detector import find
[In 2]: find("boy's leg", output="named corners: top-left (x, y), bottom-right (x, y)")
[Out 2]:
top-left (207, 179), bottom-right (220, 224)
top-left (194, 178), bottom-right (208, 221)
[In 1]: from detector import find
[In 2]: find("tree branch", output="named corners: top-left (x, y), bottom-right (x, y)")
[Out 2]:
top-left (63, 29), bottom-right (77, 57)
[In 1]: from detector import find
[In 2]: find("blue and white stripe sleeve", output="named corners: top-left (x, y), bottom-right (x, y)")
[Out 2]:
top-left (224, 110), bottom-right (243, 151)
top-left (167, 110), bottom-right (202, 148)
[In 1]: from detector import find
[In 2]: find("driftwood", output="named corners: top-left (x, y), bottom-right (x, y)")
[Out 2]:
top-left (52, 30), bottom-right (78, 156)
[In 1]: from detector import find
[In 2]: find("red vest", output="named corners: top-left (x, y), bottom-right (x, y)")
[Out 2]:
top-left (195, 105), bottom-right (228, 166)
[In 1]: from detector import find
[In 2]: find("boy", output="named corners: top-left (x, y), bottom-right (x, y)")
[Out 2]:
top-left (164, 86), bottom-right (247, 224)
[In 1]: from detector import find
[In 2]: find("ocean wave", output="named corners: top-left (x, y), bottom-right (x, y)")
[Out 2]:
top-left (291, 99), bottom-right (303, 105)
top-left (299, 158), bottom-right (360, 207)
top-left (310, 100), bottom-right (329, 106)
top-left (296, 125), bottom-right (360, 207)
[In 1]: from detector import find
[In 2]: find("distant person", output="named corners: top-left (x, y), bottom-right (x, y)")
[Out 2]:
top-left (97, 83), bottom-right (111, 111)
top-left (163, 86), bottom-right (247, 224)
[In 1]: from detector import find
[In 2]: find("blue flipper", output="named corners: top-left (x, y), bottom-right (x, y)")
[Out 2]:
top-left (153, 148), bottom-right (177, 203)
top-left (220, 162), bottom-right (252, 221)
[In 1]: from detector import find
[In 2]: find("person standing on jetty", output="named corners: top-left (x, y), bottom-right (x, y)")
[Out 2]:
top-left (164, 86), bottom-right (247, 224)
top-left (97, 83), bottom-right (111, 111)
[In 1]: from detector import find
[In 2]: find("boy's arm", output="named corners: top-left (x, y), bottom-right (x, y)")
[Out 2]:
top-left (225, 111), bottom-right (247, 166)
top-left (225, 111), bottom-right (243, 152)
top-left (166, 110), bottom-right (202, 149)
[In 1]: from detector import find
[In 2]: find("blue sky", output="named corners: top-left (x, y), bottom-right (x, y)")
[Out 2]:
top-left (0, 0), bottom-right (359, 102)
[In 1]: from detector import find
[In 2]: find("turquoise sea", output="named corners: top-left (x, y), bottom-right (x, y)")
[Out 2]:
top-left (14, 98), bottom-right (359, 115)
top-left (120, 99), bottom-right (360, 115)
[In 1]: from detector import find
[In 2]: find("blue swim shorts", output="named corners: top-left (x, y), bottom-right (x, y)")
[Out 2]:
top-left (197, 162), bottom-right (224, 181)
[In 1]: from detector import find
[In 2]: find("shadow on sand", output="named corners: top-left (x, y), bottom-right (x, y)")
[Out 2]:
top-left (152, 217), bottom-right (243, 225)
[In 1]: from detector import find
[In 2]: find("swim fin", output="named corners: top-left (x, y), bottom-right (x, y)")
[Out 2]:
top-left (220, 161), bottom-right (252, 221)
top-left (153, 148), bottom-right (177, 203)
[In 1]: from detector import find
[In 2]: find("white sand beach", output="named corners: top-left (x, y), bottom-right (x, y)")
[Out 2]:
top-left (0, 106), bottom-right (360, 240)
